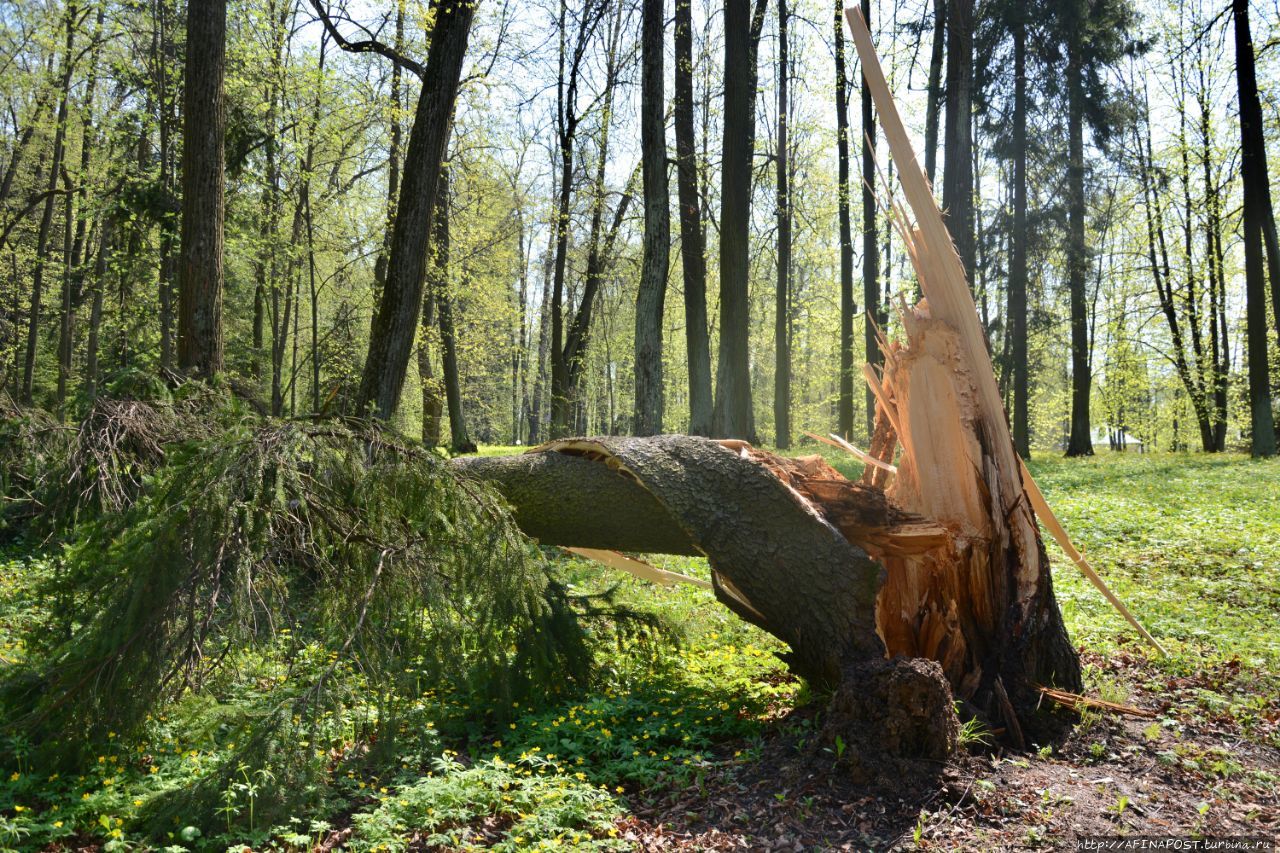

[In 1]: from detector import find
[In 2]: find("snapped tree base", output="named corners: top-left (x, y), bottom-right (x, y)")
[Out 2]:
top-left (454, 423), bottom-right (1082, 761)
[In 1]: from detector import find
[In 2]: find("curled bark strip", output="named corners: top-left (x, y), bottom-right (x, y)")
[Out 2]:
top-left (458, 435), bottom-right (889, 687)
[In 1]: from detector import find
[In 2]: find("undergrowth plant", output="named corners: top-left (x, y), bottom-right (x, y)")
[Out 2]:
top-left (0, 392), bottom-right (668, 833)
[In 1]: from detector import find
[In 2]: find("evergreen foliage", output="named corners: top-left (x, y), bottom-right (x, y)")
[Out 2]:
top-left (0, 390), bottom-right (666, 825)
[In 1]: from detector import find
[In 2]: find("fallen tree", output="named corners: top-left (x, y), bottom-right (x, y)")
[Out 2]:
top-left (454, 10), bottom-right (1090, 769)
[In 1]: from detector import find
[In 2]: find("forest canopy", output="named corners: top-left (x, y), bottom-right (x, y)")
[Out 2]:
top-left (0, 0), bottom-right (1277, 455)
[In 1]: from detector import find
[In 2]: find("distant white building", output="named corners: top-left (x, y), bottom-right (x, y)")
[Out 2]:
top-left (1091, 428), bottom-right (1144, 449)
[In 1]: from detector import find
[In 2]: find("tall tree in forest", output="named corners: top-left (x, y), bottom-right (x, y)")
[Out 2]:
top-left (1009, 7), bottom-right (1030, 457)
top-left (312, 0), bottom-right (477, 419)
top-left (941, 0), bottom-right (973, 279)
top-left (372, 3), bottom-right (406, 304)
top-left (1063, 0), bottom-right (1091, 456)
top-left (634, 0), bottom-right (668, 436)
top-left (177, 0), bottom-right (226, 378)
top-left (1197, 57), bottom-right (1229, 452)
top-left (835, 0), bottom-right (856, 438)
top-left (860, 0), bottom-right (879, 437)
top-left (21, 0), bottom-right (77, 402)
top-left (548, 0), bottom-right (620, 437)
top-left (430, 167), bottom-right (474, 453)
top-left (674, 0), bottom-right (712, 436)
top-left (774, 0), bottom-right (791, 448)
top-left (924, 0), bottom-right (946, 186)
top-left (1058, 0), bottom-right (1136, 456)
top-left (1233, 0), bottom-right (1277, 457)
top-left (976, 0), bottom-right (1035, 456)
top-left (711, 0), bottom-right (756, 439)
top-left (152, 0), bottom-right (179, 372)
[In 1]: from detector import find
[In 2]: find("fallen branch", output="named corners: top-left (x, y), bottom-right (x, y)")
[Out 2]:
top-left (1037, 686), bottom-right (1158, 719)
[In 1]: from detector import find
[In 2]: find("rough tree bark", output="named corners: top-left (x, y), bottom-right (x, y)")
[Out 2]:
top-left (177, 0), bottom-right (226, 378)
top-left (673, 0), bottom-right (713, 437)
top-left (711, 0), bottom-right (756, 440)
top-left (835, 0), bottom-right (856, 438)
top-left (774, 0), bottom-right (791, 449)
top-left (311, 0), bottom-right (477, 420)
top-left (634, 0), bottom-right (668, 436)
top-left (1233, 0), bottom-right (1277, 457)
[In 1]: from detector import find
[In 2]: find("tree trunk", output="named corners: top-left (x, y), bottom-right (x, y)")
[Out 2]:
top-left (426, 169), bottom-right (474, 454)
top-left (1173, 55), bottom-right (1215, 454)
top-left (513, 208), bottom-right (528, 445)
top-left (1233, 0), bottom-right (1277, 457)
top-left (84, 215), bottom-right (112, 401)
top-left (455, 428), bottom-right (1079, 736)
top-left (351, 0), bottom-right (477, 420)
top-left (1064, 12), bottom-right (1092, 457)
top-left (21, 0), bottom-right (76, 404)
top-left (860, 0), bottom-right (879, 439)
top-left (177, 0), bottom-right (226, 378)
top-left (711, 0), bottom-right (756, 440)
top-left (372, 3), bottom-right (405, 303)
top-left (551, 2), bottom-right (624, 438)
top-left (924, 0), bottom-right (945, 188)
top-left (1009, 17), bottom-right (1029, 458)
top-left (1198, 61), bottom-right (1228, 453)
top-left (634, 0), bottom-right (668, 437)
top-left (419, 285), bottom-right (443, 447)
top-left (773, 0), bottom-right (791, 449)
top-left (674, 0), bottom-right (713, 437)
top-left (528, 192), bottom-right (556, 445)
top-left (151, 0), bottom-right (178, 372)
top-left (68, 2), bottom-right (105, 310)
top-left (940, 0), bottom-right (972, 280)
top-left (56, 177), bottom-right (74, 414)
top-left (835, 0), bottom-right (856, 439)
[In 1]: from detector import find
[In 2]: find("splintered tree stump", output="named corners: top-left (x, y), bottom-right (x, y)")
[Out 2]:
top-left (453, 418), bottom-right (1081, 758)
top-left (453, 12), bottom-right (1088, 761)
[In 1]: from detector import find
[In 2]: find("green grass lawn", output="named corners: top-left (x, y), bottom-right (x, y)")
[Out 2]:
top-left (1, 448), bottom-right (1277, 850)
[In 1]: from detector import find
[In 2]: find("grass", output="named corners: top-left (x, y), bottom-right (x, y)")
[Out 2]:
top-left (1, 446), bottom-right (1277, 849)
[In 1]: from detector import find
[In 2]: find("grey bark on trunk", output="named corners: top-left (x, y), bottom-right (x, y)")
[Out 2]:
top-left (177, 0), bottom-right (226, 379)
top-left (349, 0), bottom-right (477, 420)
top-left (634, 0), bottom-right (669, 437)
top-left (673, 0), bottom-right (712, 437)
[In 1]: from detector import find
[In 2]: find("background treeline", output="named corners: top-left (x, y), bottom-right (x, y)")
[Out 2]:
top-left (2, 0), bottom-right (1279, 456)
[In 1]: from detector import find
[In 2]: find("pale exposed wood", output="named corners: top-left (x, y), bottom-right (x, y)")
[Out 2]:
top-left (845, 6), bottom-right (1159, 668)
top-left (860, 364), bottom-right (903, 437)
top-left (846, 6), bottom-right (1024, 518)
top-left (802, 430), bottom-right (898, 474)
top-left (564, 547), bottom-right (713, 589)
top-left (1018, 460), bottom-right (1168, 655)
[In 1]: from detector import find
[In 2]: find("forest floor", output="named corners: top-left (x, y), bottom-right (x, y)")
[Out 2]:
top-left (2, 449), bottom-right (1278, 850)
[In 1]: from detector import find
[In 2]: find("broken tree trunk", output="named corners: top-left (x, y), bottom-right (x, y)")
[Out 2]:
top-left (453, 429), bottom-right (1080, 747)
top-left (454, 436), bottom-right (890, 686)
top-left (456, 12), bottom-right (1083, 758)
